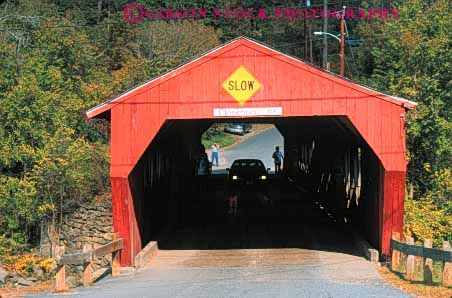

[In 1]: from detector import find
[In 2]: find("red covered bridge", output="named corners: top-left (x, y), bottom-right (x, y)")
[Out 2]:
top-left (86, 37), bottom-right (415, 266)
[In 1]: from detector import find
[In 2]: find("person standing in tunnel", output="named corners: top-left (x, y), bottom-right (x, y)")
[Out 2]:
top-left (211, 143), bottom-right (219, 167)
top-left (196, 149), bottom-right (210, 195)
top-left (272, 146), bottom-right (284, 174)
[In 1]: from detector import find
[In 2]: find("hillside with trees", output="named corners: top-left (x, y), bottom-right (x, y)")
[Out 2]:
top-left (0, 0), bottom-right (450, 274)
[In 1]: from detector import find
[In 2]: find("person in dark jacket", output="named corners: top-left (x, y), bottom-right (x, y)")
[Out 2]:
top-left (272, 146), bottom-right (284, 173)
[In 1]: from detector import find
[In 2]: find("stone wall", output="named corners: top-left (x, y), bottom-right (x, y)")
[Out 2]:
top-left (58, 194), bottom-right (114, 285)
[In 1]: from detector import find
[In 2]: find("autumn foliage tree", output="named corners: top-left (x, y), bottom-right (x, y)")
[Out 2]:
top-left (361, 0), bottom-right (452, 244)
top-left (0, 0), bottom-right (450, 253)
top-left (0, 0), bottom-right (221, 250)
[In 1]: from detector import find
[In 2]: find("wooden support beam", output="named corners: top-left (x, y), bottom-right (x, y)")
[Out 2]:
top-left (55, 246), bottom-right (68, 292)
top-left (82, 244), bottom-right (93, 287)
top-left (391, 232), bottom-right (401, 272)
top-left (112, 233), bottom-right (121, 277)
top-left (423, 239), bottom-right (433, 285)
top-left (93, 239), bottom-right (123, 259)
top-left (405, 237), bottom-right (416, 280)
top-left (53, 237), bottom-right (124, 291)
top-left (59, 252), bottom-right (92, 265)
top-left (443, 241), bottom-right (452, 287)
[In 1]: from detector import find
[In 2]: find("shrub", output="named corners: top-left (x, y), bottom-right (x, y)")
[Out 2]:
top-left (404, 197), bottom-right (452, 247)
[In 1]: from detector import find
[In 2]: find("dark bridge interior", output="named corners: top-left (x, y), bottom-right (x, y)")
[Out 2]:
top-left (128, 116), bottom-right (383, 256)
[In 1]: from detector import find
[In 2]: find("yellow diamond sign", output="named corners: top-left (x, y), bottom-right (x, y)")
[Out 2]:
top-left (222, 66), bottom-right (261, 105)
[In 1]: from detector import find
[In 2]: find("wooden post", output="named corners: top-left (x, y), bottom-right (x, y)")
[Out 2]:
top-left (82, 243), bottom-right (93, 287)
top-left (414, 244), bottom-right (423, 281)
top-left (405, 237), bottom-right (416, 280)
top-left (112, 233), bottom-right (121, 277)
top-left (55, 246), bottom-right (67, 292)
top-left (443, 241), bottom-right (452, 287)
top-left (391, 232), bottom-right (401, 272)
top-left (423, 239), bottom-right (433, 284)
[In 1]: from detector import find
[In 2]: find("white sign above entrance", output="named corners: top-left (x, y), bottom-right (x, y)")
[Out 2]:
top-left (213, 107), bottom-right (283, 117)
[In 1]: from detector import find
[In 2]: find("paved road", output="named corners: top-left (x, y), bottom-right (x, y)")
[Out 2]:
top-left (26, 130), bottom-right (411, 298)
top-left (213, 128), bottom-right (284, 171)
top-left (27, 251), bottom-right (411, 298)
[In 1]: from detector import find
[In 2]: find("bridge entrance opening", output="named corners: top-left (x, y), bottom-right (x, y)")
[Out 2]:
top-left (128, 116), bottom-right (382, 258)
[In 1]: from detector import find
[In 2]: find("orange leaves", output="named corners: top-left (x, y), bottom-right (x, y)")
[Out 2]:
top-left (2, 254), bottom-right (53, 275)
top-left (37, 258), bottom-right (53, 273)
top-left (3, 255), bottom-right (35, 275)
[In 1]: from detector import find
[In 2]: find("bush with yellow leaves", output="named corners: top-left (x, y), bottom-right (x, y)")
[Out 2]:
top-left (404, 196), bottom-right (452, 247)
top-left (404, 164), bottom-right (452, 247)
top-left (2, 254), bottom-right (54, 277)
top-left (1, 235), bottom-right (54, 278)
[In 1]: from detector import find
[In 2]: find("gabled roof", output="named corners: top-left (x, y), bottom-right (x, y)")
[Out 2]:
top-left (86, 37), bottom-right (416, 119)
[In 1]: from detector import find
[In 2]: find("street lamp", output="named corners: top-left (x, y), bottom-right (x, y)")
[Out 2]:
top-left (314, 31), bottom-right (340, 42)
top-left (313, 6), bottom-right (346, 77)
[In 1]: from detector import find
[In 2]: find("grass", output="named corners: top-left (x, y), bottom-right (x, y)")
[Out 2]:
top-left (395, 257), bottom-right (447, 284)
top-left (201, 133), bottom-right (235, 149)
top-left (201, 123), bottom-right (275, 150)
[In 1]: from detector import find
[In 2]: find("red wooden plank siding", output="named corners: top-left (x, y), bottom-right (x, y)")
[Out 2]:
top-left (366, 98), bottom-right (377, 149)
top-left (319, 79), bottom-right (333, 115)
top-left (381, 170), bottom-right (405, 255)
top-left (111, 177), bottom-right (132, 266)
top-left (375, 99), bottom-right (384, 166)
top-left (301, 69), bottom-right (313, 116)
top-left (91, 38), bottom-right (413, 265)
top-left (334, 83), bottom-right (347, 116)
top-left (253, 50), bottom-right (268, 107)
top-left (168, 76), bottom-right (180, 118)
top-left (354, 91), bottom-right (369, 140)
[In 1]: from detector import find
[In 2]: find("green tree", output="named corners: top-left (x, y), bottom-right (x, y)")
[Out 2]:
top-left (365, 0), bottom-right (451, 201)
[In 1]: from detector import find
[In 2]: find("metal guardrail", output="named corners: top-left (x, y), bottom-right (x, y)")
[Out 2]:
top-left (391, 232), bottom-right (452, 287)
top-left (54, 234), bottom-right (123, 291)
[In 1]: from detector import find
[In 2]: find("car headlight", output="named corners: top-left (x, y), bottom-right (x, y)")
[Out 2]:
top-left (261, 175), bottom-right (267, 180)
top-left (232, 175), bottom-right (238, 180)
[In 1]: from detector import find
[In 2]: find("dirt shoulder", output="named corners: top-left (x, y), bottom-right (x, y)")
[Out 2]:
top-left (378, 266), bottom-right (452, 298)
top-left (0, 282), bottom-right (54, 298)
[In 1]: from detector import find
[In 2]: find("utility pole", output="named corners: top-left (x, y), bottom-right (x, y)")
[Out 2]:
top-left (322, 0), bottom-right (328, 69)
top-left (305, 0), bottom-right (312, 63)
top-left (340, 7), bottom-right (345, 77)
top-left (309, 21), bottom-right (313, 63)
top-left (304, 18), bottom-right (308, 59)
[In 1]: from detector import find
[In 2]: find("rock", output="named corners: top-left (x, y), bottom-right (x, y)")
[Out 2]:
top-left (34, 267), bottom-right (44, 279)
top-left (49, 198), bottom-right (114, 285)
top-left (103, 234), bottom-right (113, 241)
top-left (0, 266), bottom-right (7, 285)
top-left (17, 277), bottom-right (34, 287)
top-left (71, 223), bottom-right (82, 229)
top-left (91, 237), bottom-right (104, 244)
top-left (66, 275), bottom-right (78, 288)
top-left (4, 272), bottom-right (18, 285)
top-left (79, 236), bottom-right (90, 242)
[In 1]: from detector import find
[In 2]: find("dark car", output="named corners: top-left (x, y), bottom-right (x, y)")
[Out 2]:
top-left (226, 159), bottom-right (270, 188)
top-left (224, 123), bottom-right (252, 136)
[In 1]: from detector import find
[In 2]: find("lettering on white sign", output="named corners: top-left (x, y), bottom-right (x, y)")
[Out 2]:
top-left (213, 107), bottom-right (283, 117)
